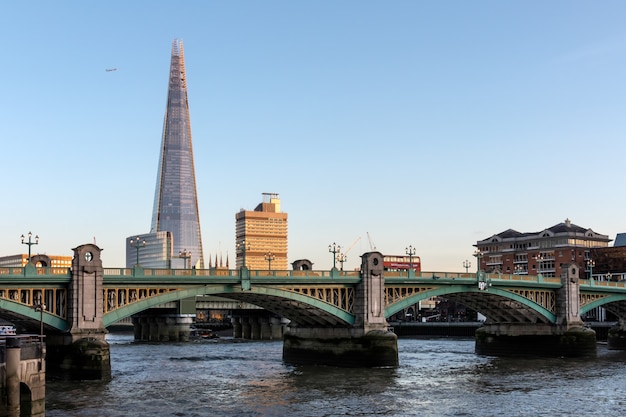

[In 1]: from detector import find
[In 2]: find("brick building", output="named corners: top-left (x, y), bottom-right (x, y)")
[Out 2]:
top-left (474, 219), bottom-right (611, 278)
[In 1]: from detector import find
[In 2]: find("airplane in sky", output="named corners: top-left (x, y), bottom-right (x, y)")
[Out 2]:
top-left (105, 68), bottom-right (117, 72)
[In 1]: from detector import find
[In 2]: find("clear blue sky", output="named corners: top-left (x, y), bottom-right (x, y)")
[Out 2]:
top-left (2, 1), bottom-right (626, 271)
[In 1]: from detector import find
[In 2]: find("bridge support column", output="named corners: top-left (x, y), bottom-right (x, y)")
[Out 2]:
top-left (607, 322), bottom-right (626, 350)
top-left (47, 244), bottom-right (111, 380)
top-left (283, 252), bottom-right (398, 367)
top-left (250, 317), bottom-right (262, 340)
top-left (259, 317), bottom-right (271, 340)
top-left (231, 317), bottom-right (242, 338)
top-left (270, 317), bottom-right (285, 340)
top-left (5, 338), bottom-right (21, 416)
top-left (241, 317), bottom-right (252, 339)
top-left (132, 313), bottom-right (193, 342)
top-left (149, 319), bottom-right (159, 341)
top-left (475, 264), bottom-right (596, 357)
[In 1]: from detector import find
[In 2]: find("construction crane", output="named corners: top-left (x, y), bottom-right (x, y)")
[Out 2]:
top-left (337, 237), bottom-right (361, 270)
top-left (366, 232), bottom-right (377, 251)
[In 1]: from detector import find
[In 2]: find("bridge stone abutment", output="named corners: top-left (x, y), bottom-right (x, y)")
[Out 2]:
top-left (46, 244), bottom-right (111, 380)
top-left (283, 252), bottom-right (398, 367)
top-left (475, 264), bottom-right (596, 357)
top-left (0, 337), bottom-right (46, 417)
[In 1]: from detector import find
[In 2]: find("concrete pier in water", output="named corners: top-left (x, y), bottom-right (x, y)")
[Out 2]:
top-left (475, 264), bottom-right (597, 357)
top-left (283, 252), bottom-right (399, 367)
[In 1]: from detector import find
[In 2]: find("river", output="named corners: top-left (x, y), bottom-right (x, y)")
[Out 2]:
top-left (45, 333), bottom-right (626, 416)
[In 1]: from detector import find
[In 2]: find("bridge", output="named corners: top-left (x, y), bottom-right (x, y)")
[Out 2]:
top-left (2, 243), bottom-right (626, 378)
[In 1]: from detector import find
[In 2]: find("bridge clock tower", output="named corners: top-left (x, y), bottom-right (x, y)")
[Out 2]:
top-left (46, 244), bottom-right (111, 380)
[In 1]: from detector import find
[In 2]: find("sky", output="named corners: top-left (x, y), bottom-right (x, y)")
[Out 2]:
top-left (2, 1), bottom-right (626, 272)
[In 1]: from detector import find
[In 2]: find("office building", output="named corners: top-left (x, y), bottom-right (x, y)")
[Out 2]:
top-left (475, 218), bottom-right (610, 278)
top-left (235, 193), bottom-right (288, 270)
top-left (125, 232), bottom-right (173, 269)
top-left (126, 39), bottom-right (205, 268)
top-left (589, 233), bottom-right (626, 282)
top-left (0, 254), bottom-right (72, 269)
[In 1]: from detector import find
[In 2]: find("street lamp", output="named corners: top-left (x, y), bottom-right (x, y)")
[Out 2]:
top-left (129, 237), bottom-right (146, 266)
top-left (474, 249), bottom-right (487, 290)
top-left (178, 249), bottom-right (191, 269)
top-left (21, 232), bottom-right (39, 265)
top-left (535, 253), bottom-right (544, 277)
top-left (337, 252), bottom-right (347, 271)
top-left (473, 249), bottom-right (483, 276)
top-left (514, 265), bottom-right (523, 275)
top-left (463, 259), bottom-right (471, 273)
top-left (587, 259), bottom-right (595, 281)
top-left (328, 243), bottom-right (340, 270)
top-left (406, 245), bottom-right (416, 277)
top-left (237, 240), bottom-right (251, 269)
top-left (264, 252), bottom-right (275, 270)
top-left (34, 296), bottom-right (46, 369)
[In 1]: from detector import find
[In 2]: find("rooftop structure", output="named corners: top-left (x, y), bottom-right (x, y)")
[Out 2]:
top-left (475, 218), bottom-right (610, 278)
top-left (235, 193), bottom-right (288, 270)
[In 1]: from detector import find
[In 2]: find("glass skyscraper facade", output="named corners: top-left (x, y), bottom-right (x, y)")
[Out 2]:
top-left (149, 39), bottom-right (205, 269)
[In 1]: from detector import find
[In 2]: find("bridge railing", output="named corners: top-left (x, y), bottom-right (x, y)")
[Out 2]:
top-left (580, 279), bottom-right (626, 288)
top-left (0, 266), bottom-right (71, 277)
top-left (103, 267), bottom-right (361, 279)
top-left (386, 271), bottom-right (561, 285)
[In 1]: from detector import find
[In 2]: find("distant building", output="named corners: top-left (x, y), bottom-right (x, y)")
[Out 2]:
top-left (0, 254), bottom-right (72, 269)
top-left (125, 231), bottom-right (174, 269)
top-left (126, 39), bottom-right (205, 268)
top-left (589, 234), bottom-right (626, 282)
top-left (235, 193), bottom-right (288, 270)
top-left (475, 218), bottom-right (610, 278)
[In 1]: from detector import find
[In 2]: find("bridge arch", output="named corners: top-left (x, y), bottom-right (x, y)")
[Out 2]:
top-left (103, 285), bottom-right (355, 328)
top-left (385, 285), bottom-right (556, 324)
top-left (581, 294), bottom-right (626, 317)
top-left (0, 298), bottom-right (66, 332)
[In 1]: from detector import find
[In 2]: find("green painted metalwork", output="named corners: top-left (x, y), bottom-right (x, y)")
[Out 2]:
top-left (580, 293), bottom-right (626, 315)
top-left (0, 298), bottom-right (67, 331)
top-left (102, 284), bottom-right (355, 327)
top-left (7, 266), bottom-right (626, 333)
top-left (384, 284), bottom-right (556, 323)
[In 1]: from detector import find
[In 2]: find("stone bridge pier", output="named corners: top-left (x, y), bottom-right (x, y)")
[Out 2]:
top-left (282, 252), bottom-right (398, 367)
top-left (475, 264), bottom-right (596, 357)
top-left (46, 244), bottom-right (111, 380)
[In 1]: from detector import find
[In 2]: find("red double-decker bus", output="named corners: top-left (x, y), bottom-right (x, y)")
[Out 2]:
top-left (383, 255), bottom-right (421, 273)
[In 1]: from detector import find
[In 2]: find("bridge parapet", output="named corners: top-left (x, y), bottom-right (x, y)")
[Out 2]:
top-left (103, 267), bottom-right (361, 279)
top-left (0, 266), bottom-right (71, 278)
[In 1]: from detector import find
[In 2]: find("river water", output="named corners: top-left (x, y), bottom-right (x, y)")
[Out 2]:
top-left (45, 333), bottom-right (626, 417)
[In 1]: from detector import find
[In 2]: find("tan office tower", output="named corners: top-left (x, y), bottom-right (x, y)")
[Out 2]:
top-left (235, 193), bottom-right (288, 270)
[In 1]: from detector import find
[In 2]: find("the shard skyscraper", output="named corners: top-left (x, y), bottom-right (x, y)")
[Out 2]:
top-left (150, 39), bottom-right (204, 269)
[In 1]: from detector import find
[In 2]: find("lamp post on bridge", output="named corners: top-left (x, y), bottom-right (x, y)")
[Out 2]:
top-left (463, 259), bottom-right (471, 273)
top-left (21, 231), bottom-right (39, 265)
top-left (237, 240), bottom-right (250, 269)
top-left (328, 242), bottom-right (340, 270)
top-left (587, 259), bottom-right (595, 281)
top-left (474, 249), bottom-right (487, 290)
top-left (337, 252), bottom-right (347, 271)
top-left (178, 249), bottom-right (191, 269)
top-left (264, 252), bottom-right (275, 270)
top-left (406, 245), bottom-right (416, 277)
top-left (33, 296), bottom-right (46, 370)
top-left (129, 236), bottom-right (146, 267)
top-left (535, 253), bottom-right (544, 278)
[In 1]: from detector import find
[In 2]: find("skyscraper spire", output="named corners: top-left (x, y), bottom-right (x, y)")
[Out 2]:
top-left (151, 39), bottom-right (204, 268)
